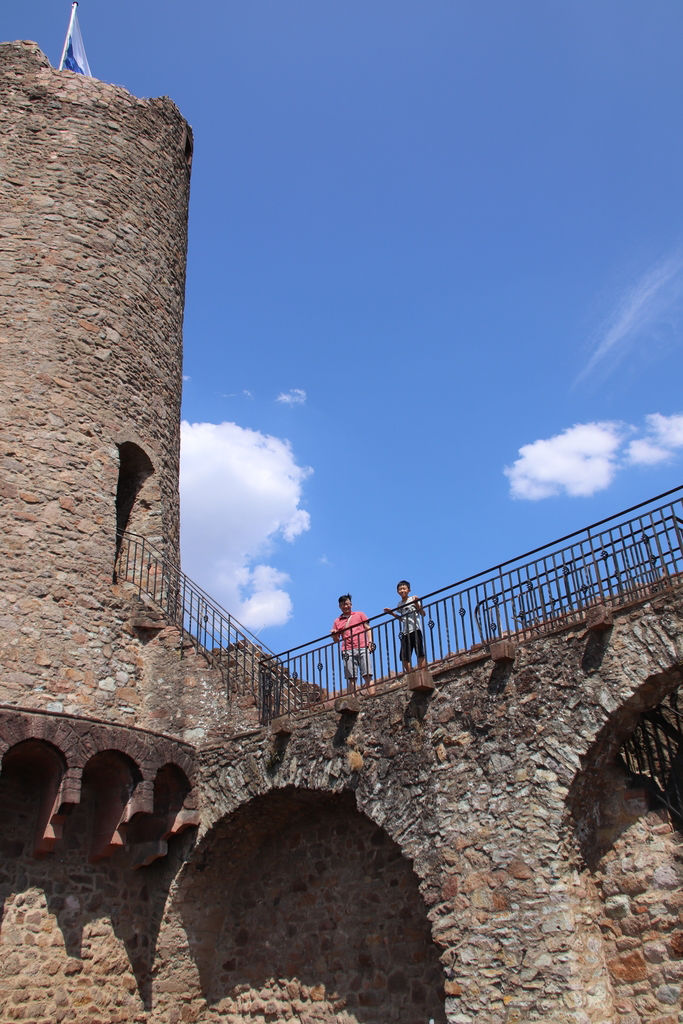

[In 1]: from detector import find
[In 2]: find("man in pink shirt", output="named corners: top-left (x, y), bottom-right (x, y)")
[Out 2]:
top-left (331, 594), bottom-right (375, 691)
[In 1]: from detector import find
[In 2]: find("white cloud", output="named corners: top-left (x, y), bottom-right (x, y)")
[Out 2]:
top-left (277, 388), bottom-right (306, 406)
top-left (627, 412), bottom-right (683, 466)
top-left (625, 439), bottom-right (670, 466)
top-left (647, 412), bottom-right (683, 449)
top-left (180, 421), bottom-right (311, 629)
top-left (578, 252), bottom-right (683, 382)
top-left (506, 411), bottom-right (683, 500)
top-left (504, 422), bottom-right (624, 500)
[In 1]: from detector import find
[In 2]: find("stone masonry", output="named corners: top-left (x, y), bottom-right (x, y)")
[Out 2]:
top-left (0, 40), bottom-right (197, 732)
top-left (0, 40), bottom-right (682, 1024)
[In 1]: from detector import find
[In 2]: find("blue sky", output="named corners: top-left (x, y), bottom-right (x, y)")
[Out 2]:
top-left (9, 1), bottom-right (683, 651)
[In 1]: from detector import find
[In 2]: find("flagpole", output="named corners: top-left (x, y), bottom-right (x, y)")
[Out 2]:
top-left (58, 2), bottom-right (78, 70)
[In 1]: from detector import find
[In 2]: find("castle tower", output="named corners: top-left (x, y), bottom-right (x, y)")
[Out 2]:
top-left (0, 42), bottom-right (193, 723)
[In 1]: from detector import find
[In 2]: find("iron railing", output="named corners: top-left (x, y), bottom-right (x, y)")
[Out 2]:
top-left (115, 532), bottom-right (272, 698)
top-left (621, 687), bottom-right (683, 826)
top-left (260, 485), bottom-right (683, 722)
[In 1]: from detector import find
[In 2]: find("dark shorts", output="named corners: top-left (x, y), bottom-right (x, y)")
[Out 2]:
top-left (400, 629), bottom-right (424, 663)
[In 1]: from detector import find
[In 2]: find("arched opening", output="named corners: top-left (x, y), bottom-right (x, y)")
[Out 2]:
top-left (568, 679), bottom-right (683, 1019)
top-left (619, 685), bottom-right (683, 830)
top-left (81, 749), bottom-right (141, 861)
top-left (165, 788), bottom-right (446, 1024)
top-left (182, 126), bottom-right (194, 168)
top-left (126, 763), bottom-right (193, 862)
top-left (115, 441), bottom-right (154, 551)
top-left (0, 739), bottom-right (66, 857)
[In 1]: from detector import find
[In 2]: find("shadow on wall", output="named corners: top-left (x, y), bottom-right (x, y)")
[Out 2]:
top-left (173, 788), bottom-right (446, 1024)
top-left (567, 672), bottom-right (683, 1019)
top-left (115, 441), bottom-right (155, 554)
top-left (569, 667), bottom-right (683, 870)
top-left (0, 741), bottom-right (196, 1015)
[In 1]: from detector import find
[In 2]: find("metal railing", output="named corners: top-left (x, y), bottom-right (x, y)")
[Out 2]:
top-left (115, 532), bottom-right (272, 698)
top-left (260, 485), bottom-right (683, 722)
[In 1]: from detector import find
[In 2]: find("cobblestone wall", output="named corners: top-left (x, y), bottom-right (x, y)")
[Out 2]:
top-left (0, 583), bottom-right (681, 1024)
top-left (0, 737), bottom-right (196, 1022)
top-left (593, 796), bottom-right (683, 1024)
top-left (0, 41), bottom-right (190, 726)
top-left (182, 586), bottom-right (683, 1024)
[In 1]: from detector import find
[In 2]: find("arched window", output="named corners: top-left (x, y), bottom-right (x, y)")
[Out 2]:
top-left (116, 442), bottom-right (154, 548)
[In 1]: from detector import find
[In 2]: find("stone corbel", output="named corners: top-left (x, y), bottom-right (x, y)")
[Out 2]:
top-left (407, 667), bottom-right (436, 693)
top-left (90, 779), bottom-right (154, 861)
top-left (130, 802), bottom-right (200, 869)
top-left (160, 807), bottom-right (201, 840)
top-left (586, 603), bottom-right (613, 631)
top-left (34, 768), bottom-right (81, 856)
top-left (489, 639), bottom-right (517, 664)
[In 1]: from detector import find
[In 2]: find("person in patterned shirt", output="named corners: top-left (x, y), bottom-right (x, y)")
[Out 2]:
top-left (384, 580), bottom-right (426, 673)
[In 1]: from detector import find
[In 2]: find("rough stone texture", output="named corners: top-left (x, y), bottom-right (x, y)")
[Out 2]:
top-left (1, 38), bottom-right (683, 1024)
top-left (578, 768), bottom-right (683, 1022)
top-left (152, 790), bottom-right (446, 1024)
top-left (0, 765), bottom-right (197, 1023)
top-left (0, 41), bottom-right (191, 727)
top-left (181, 586), bottom-right (683, 1024)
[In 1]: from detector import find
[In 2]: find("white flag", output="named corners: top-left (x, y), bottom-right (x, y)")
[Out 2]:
top-left (59, 4), bottom-right (92, 77)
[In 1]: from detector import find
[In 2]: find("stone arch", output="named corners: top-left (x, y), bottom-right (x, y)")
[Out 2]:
top-left (155, 786), bottom-right (446, 1023)
top-left (0, 711), bottom-right (83, 773)
top-left (0, 710), bottom-right (196, 803)
top-left (81, 749), bottom-right (142, 861)
top-left (0, 739), bottom-right (66, 857)
top-left (115, 440), bottom-right (155, 550)
top-left (568, 665), bottom-right (683, 867)
top-left (566, 669), bottom-right (683, 1022)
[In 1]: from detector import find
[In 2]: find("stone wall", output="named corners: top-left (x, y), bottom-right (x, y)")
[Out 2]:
top-left (592, 786), bottom-right (683, 1024)
top-left (0, 714), bottom-right (198, 1023)
top-left (0, 578), bottom-right (681, 1024)
top-left (152, 789), bottom-right (446, 1024)
top-left (176, 585), bottom-right (683, 1024)
top-left (0, 41), bottom-right (190, 728)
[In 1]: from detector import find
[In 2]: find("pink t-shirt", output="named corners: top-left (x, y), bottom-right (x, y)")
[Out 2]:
top-left (332, 611), bottom-right (369, 651)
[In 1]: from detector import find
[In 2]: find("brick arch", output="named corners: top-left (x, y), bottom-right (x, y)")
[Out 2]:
top-left (1, 738), bottom-right (67, 856)
top-left (154, 786), bottom-right (446, 1024)
top-left (0, 711), bottom-right (84, 770)
top-left (0, 709), bottom-right (197, 863)
top-left (0, 710), bottom-right (194, 785)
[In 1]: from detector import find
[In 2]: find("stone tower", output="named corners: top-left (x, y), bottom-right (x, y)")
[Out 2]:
top-left (0, 41), bottom-right (193, 725)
